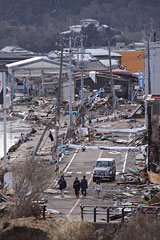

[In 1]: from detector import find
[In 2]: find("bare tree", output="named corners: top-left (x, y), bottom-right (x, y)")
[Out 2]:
top-left (10, 158), bottom-right (53, 218)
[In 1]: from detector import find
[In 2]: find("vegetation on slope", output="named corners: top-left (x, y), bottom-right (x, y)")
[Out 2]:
top-left (0, 0), bottom-right (158, 52)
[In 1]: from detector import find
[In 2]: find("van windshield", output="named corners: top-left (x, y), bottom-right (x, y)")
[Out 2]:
top-left (96, 161), bottom-right (112, 167)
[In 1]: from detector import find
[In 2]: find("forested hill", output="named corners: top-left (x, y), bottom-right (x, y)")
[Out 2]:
top-left (0, 0), bottom-right (159, 52)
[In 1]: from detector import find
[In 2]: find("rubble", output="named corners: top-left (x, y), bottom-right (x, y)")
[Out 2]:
top-left (148, 171), bottom-right (160, 184)
top-left (148, 192), bottom-right (160, 206)
top-left (1, 87), bottom-right (158, 222)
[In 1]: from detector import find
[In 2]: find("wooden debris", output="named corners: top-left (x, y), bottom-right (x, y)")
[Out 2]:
top-left (137, 184), bottom-right (148, 188)
top-left (110, 213), bottom-right (124, 221)
top-left (148, 171), bottom-right (160, 184)
top-left (148, 192), bottom-right (160, 205)
top-left (117, 180), bottom-right (140, 185)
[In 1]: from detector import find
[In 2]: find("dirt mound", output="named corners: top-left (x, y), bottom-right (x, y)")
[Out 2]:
top-left (0, 226), bottom-right (49, 240)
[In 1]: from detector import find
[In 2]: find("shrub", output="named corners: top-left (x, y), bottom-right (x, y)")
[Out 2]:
top-left (10, 158), bottom-right (52, 218)
top-left (115, 213), bottom-right (160, 240)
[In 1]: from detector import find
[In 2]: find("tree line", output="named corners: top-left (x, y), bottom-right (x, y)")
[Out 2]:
top-left (0, 0), bottom-right (158, 52)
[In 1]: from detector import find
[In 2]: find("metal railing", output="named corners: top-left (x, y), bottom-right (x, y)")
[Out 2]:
top-left (79, 205), bottom-right (160, 223)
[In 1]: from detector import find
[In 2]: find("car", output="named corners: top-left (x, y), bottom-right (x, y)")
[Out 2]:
top-left (93, 158), bottom-right (116, 182)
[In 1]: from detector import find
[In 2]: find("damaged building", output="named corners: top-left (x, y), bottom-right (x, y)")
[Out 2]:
top-left (73, 68), bottom-right (138, 101)
top-left (146, 42), bottom-right (160, 171)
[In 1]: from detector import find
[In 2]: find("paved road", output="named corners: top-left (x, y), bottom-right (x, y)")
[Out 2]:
top-left (46, 118), bottom-right (143, 221)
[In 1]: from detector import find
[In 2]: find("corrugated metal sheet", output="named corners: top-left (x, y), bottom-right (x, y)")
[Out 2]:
top-left (85, 48), bottom-right (121, 57)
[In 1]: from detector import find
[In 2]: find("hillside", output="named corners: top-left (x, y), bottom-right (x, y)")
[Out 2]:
top-left (0, 0), bottom-right (158, 52)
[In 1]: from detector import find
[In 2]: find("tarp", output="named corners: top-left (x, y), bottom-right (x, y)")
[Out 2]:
top-left (68, 143), bottom-right (146, 152)
top-left (89, 71), bottom-right (97, 83)
top-left (80, 125), bottom-right (147, 134)
top-left (86, 88), bottom-right (102, 106)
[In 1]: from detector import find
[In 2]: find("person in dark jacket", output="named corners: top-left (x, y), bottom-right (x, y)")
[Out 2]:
top-left (73, 177), bottom-right (81, 198)
top-left (58, 176), bottom-right (67, 198)
top-left (49, 130), bottom-right (54, 142)
top-left (80, 175), bottom-right (88, 196)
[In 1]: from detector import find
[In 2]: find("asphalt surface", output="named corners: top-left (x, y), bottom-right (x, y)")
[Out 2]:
top-left (46, 118), bottom-right (144, 222)
top-left (4, 108), bottom-right (144, 222)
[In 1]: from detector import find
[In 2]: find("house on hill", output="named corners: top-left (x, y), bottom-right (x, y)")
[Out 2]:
top-left (80, 19), bottom-right (99, 28)
top-left (60, 19), bottom-right (100, 35)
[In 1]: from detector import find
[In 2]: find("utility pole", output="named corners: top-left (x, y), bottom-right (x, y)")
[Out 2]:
top-left (57, 38), bottom-right (64, 119)
top-left (68, 37), bottom-right (73, 129)
top-left (33, 118), bottom-right (53, 157)
top-left (147, 35), bottom-right (151, 95)
top-left (108, 39), bottom-right (116, 108)
top-left (54, 38), bottom-right (64, 160)
top-left (80, 35), bottom-right (84, 126)
top-left (147, 34), bottom-right (152, 171)
top-left (41, 70), bottom-right (44, 97)
top-left (3, 72), bottom-right (7, 169)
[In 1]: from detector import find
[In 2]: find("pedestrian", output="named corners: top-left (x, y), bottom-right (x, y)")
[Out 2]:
top-left (81, 175), bottom-right (88, 197)
top-left (64, 122), bottom-right (68, 127)
top-left (95, 180), bottom-right (101, 198)
top-left (49, 130), bottom-right (54, 142)
top-left (82, 145), bottom-right (86, 152)
top-left (73, 177), bottom-right (80, 198)
top-left (30, 127), bottom-right (37, 134)
top-left (58, 176), bottom-right (67, 198)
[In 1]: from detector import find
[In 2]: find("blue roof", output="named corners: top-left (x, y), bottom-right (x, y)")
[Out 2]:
top-left (80, 18), bottom-right (98, 22)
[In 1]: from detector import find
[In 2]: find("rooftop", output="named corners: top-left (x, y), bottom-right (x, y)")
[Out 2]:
top-left (85, 48), bottom-right (121, 57)
top-left (0, 45), bottom-right (35, 55)
top-left (80, 18), bottom-right (98, 22)
top-left (97, 158), bottom-right (114, 161)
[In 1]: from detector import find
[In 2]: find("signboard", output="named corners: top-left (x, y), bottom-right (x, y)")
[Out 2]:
top-left (139, 70), bottom-right (144, 89)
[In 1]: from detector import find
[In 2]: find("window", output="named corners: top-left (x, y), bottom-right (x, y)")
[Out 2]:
top-left (96, 161), bottom-right (112, 167)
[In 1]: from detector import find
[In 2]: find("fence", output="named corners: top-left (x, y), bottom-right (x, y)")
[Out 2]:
top-left (79, 204), bottom-right (160, 223)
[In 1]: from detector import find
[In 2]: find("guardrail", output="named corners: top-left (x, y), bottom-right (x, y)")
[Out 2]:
top-left (79, 205), bottom-right (160, 223)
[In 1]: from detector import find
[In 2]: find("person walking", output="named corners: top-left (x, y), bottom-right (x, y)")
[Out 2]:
top-left (73, 177), bottom-right (81, 198)
top-left (58, 176), bottom-right (67, 198)
top-left (80, 175), bottom-right (88, 197)
top-left (95, 180), bottom-right (101, 198)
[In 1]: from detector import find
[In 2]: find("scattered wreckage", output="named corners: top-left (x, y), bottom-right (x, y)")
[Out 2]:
top-left (0, 92), bottom-right (160, 222)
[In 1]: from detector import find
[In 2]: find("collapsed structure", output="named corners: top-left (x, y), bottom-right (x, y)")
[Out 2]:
top-left (1, 40), bottom-right (160, 222)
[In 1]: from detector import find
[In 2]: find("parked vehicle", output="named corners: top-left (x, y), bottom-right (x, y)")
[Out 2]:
top-left (93, 158), bottom-right (116, 182)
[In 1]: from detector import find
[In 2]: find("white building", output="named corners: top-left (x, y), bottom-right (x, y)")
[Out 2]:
top-left (145, 41), bottom-right (160, 95)
top-left (69, 25), bottom-right (82, 33)
top-left (80, 19), bottom-right (99, 28)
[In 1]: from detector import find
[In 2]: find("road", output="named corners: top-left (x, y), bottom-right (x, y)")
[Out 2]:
top-left (46, 118), bottom-right (144, 221)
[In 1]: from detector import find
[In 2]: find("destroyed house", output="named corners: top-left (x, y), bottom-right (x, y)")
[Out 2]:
top-left (73, 69), bottom-right (138, 101)
top-left (6, 56), bottom-right (73, 101)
